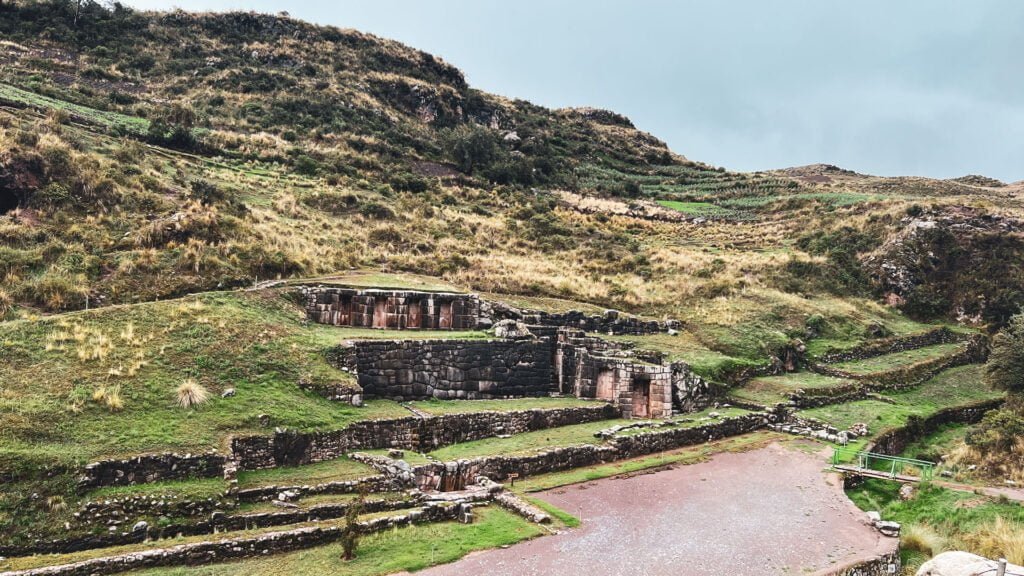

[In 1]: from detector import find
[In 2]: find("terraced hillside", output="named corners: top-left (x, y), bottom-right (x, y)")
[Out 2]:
top-left (0, 2), bottom-right (1022, 575)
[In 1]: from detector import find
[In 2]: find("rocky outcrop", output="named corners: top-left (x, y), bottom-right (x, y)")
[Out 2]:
top-left (917, 551), bottom-right (1022, 576)
top-left (863, 207), bottom-right (1024, 323)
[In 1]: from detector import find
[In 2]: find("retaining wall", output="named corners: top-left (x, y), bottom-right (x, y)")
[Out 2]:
top-left (231, 404), bottom-right (618, 470)
top-left (78, 453), bottom-right (226, 492)
top-left (869, 398), bottom-right (1003, 456)
top-left (414, 412), bottom-right (770, 491)
top-left (350, 338), bottom-right (554, 400)
top-left (0, 504), bottom-right (459, 576)
top-left (813, 327), bottom-right (967, 364)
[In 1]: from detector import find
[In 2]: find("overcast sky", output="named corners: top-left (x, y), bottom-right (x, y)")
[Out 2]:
top-left (125, 1), bottom-right (1024, 182)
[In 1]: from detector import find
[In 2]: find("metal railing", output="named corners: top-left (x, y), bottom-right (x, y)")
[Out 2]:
top-left (831, 447), bottom-right (935, 481)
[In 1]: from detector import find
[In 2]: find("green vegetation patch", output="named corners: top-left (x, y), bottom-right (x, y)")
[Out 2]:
top-left (846, 479), bottom-right (1024, 571)
top-left (798, 365), bottom-right (1002, 451)
top-left (0, 82), bottom-right (149, 135)
top-left (237, 457), bottom-right (376, 489)
top-left (427, 419), bottom-right (631, 461)
top-left (87, 476), bottom-right (227, 501)
top-left (122, 507), bottom-right (543, 576)
top-left (829, 342), bottom-right (964, 375)
top-left (598, 332), bottom-right (761, 380)
top-left (656, 200), bottom-right (738, 218)
top-left (0, 290), bottom-right (414, 465)
top-left (730, 372), bottom-right (856, 406)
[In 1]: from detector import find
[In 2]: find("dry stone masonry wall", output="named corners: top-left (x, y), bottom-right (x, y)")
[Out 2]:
top-left (230, 404), bottom-right (617, 471)
top-left (351, 338), bottom-right (554, 400)
top-left (302, 286), bottom-right (479, 330)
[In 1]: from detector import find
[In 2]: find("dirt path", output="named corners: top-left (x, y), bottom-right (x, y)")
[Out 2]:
top-left (412, 443), bottom-right (894, 576)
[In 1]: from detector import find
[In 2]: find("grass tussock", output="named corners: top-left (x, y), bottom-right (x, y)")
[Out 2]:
top-left (176, 379), bottom-right (210, 409)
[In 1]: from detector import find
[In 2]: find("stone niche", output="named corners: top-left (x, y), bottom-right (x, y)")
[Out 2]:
top-left (302, 287), bottom-right (480, 330)
top-left (554, 330), bottom-right (673, 419)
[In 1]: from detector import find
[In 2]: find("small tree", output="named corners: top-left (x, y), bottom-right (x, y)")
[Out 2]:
top-left (340, 491), bottom-right (364, 561)
top-left (443, 124), bottom-right (498, 175)
top-left (985, 313), bottom-right (1024, 394)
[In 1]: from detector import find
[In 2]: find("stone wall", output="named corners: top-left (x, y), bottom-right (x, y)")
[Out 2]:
top-left (77, 452), bottom-right (226, 491)
top-left (811, 334), bottom-right (988, 389)
top-left (231, 404), bottom-right (617, 471)
top-left (302, 286), bottom-right (479, 330)
top-left (1, 504), bottom-right (460, 576)
top-left (813, 327), bottom-right (967, 364)
top-left (484, 300), bottom-right (676, 335)
top-left (351, 337), bottom-right (555, 400)
top-left (869, 398), bottom-right (1003, 457)
top-left (2, 496), bottom-right (416, 558)
top-left (413, 412), bottom-right (770, 491)
top-left (824, 549), bottom-right (901, 576)
top-left (554, 330), bottom-right (674, 418)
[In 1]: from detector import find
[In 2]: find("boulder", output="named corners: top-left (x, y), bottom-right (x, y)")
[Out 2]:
top-left (221, 388), bottom-right (236, 398)
top-left (899, 484), bottom-right (916, 501)
top-left (492, 320), bottom-right (533, 339)
top-left (875, 520), bottom-right (901, 537)
top-left (916, 551), bottom-right (1022, 576)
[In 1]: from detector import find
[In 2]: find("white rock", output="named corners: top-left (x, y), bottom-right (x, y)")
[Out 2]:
top-left (916, 551), bottom-right (1023, 576)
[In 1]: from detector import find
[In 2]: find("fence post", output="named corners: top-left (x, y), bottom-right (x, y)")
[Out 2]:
top-left (997, 558), bottom-right (1006, 576)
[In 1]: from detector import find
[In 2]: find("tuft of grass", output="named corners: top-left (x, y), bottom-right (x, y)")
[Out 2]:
top-left (901, 523), bottom-right (946, 558)
top-left (176, 379), bottom-right (210, 409)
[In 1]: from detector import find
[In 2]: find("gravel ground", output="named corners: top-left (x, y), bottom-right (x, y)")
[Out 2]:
top-left (412, 442), bottom-right (892, 576)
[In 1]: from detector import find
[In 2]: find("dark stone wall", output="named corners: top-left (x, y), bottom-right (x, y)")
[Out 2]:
top-left (414, 412), bottom-right (771, 490)
top-left (78, 453), bottom-right (226, 492)
top-left (2, 504), bottom-right (460, 576)
top-left (488, 303), bottom-right (673, 335)
top-left (352, 338), bottom-right (555, 400)
top-left (231, 404), bottom-right (618, 471)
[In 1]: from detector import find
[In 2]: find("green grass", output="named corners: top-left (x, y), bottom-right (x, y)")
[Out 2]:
top-left (0, 290), bottom-right (426, 466)
top-left (730, 372), bottom-right (856, 406)
top-left (237, 457), bottom-right (376, 489)
top-left (87, 476), bottom-right (227, 501)
top-left (409, 397), bottom-right (603, 415)
top-left (523, 496), bottom-right (580, 528)
top-left (846, 479), bottom-right (1024, 571)
top-left (0, 82), bottom-right (149, 135)
top-left (512, 431), bottom-right (782, 492)
top-left (121, 507), bottom-right (542, 576)
top-left (598, 332), bottom-right (761, 380)
top-left (829, 342), bottom-right (963, 375)
top-left (655, 200), bottom-right (738, 218)
top-left (427, 419), bottom-right (630, 461)
top-left (899, 422), bottom-right (973, 463)
top-left (798, 365), bottom-right (1002, 451)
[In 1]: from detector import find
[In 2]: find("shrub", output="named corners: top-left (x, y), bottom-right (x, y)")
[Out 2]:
top-left (176, 379), bottom-right (210, 409)
top-left (985, 313), bottom-right (1024, 393)
top-left (359, 201), bottom-right (395, 220)
top-left (442, 123), bottom-right (498, 174)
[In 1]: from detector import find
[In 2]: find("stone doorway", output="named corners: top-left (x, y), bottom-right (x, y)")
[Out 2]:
top-left (596, 369), bottom-right (616, 401)
top-left (631, 375), bottom-right (651, 418)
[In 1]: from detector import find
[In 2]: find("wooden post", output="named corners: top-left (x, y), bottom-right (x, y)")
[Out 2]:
top-left (997, 558), bottom-right (1007, 576)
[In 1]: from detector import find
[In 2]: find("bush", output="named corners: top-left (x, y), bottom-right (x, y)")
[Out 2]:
top-left (359, 201), bottom-right (395, 220)
top-left (442, 124), bottom-right (498, 174)
top-left (985, 313), bottom-right (1024, 393)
